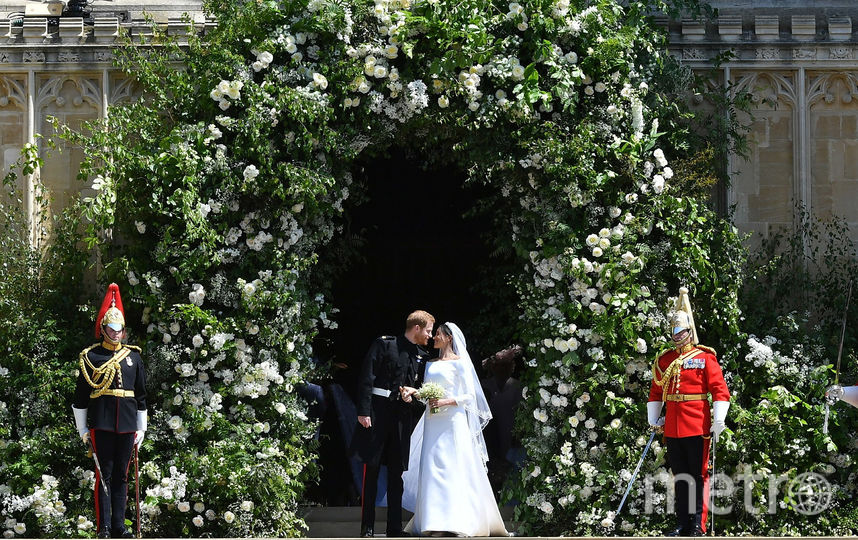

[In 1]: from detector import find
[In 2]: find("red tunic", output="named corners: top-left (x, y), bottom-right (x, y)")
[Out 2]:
top-left (648, 346), bottom-right (730, 438)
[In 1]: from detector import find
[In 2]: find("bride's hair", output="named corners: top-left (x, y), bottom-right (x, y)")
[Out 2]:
top-left (437, 323), bottom-right (453, 338)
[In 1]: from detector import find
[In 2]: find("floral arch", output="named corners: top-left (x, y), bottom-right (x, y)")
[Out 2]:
top-left (1, 0), bottom-right (843, 537)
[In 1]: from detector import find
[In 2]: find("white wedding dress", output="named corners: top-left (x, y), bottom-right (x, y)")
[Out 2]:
top-left (402, 352), bottom-right (509, 537)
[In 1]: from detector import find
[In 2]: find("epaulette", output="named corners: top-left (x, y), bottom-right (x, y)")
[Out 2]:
top-left (79, 343), bottom-right (99, 361)
top-left (125, 344), bottom-right (142, 352)
top-left (380, 335), bottom-right (395, 340)
top-left (696, 344), bottom-right (717, 356)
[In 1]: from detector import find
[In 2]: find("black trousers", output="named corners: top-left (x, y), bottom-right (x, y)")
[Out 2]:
top-left (666, 435), bottom-right (710, 533)
top-left (92, 430), bottom-right (135, 534)
top-left (361, 425), bottom-right (404, 535)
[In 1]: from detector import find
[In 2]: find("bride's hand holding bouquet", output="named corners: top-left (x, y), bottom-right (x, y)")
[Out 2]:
top-left (416, 382), bottom-right (447, 413)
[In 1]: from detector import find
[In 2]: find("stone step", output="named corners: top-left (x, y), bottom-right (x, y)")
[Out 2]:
top-left (301, 506), bottom-right (517, 538)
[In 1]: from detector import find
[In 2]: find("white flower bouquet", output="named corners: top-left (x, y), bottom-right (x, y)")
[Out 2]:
top-left (417, 382), bottom-right (446, 414)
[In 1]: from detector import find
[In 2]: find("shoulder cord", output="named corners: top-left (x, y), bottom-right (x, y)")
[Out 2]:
top-left (79, 345), bottom-right (131, 397)
top-left (652, 348), bottom-right (702, 402)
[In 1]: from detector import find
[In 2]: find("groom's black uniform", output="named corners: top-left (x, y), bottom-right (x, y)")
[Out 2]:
top-left (352, 335), bottom-right (426, 537)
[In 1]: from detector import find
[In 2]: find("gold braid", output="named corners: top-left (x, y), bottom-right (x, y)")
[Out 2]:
top-left (652, 348), bottom-right (702, 402)
top-left (78, 344), bottom-right (131, 398)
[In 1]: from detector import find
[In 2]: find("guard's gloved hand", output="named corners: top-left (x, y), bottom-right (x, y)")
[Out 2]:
top-left (72, 406), bottom-right (89, 446)
top-left (826, 384), bottom-right (844, 404)
top-left (646, 401), bottom-right (665, 429)
top-left (712, 401), bottom-right (730, 442)
top-left (135, 410), bottom-right (148, 449)
top-left (827, 384), bottom-right (858, 408)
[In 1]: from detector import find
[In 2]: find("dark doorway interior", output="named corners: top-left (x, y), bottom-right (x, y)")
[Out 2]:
top-left (309, 146), bottom-right (516, 506)
top-left (319, 146), bottom-right (501, 392)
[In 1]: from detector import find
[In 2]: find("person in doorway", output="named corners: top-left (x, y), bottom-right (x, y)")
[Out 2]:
top-left (400, 323), bottom-right (509, 537)
top-left (481, 345), bottom-right (523, 494)
top-left (351, 310), bottom-right (434, 538)
top-left (72, 283), bottom-right (148, 538)
top-left (647, 287), bottom-right (730, 537)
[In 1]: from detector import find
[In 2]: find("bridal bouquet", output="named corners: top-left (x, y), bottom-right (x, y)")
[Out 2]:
top-left (417, 382), bottom-right (446, 413)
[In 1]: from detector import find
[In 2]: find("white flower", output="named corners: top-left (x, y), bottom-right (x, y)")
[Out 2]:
top-left (193, 502), bottom-right (205, 513)
top-left (511, 64), bottom-right (525, 80)
top-left (569, 416), bottom-right (580, 427)
top-left (224, 511), bottom-right (235, 523)
top-left (539, 501), bottom-right (553, 515)
top-left (601, 518), bottom-right (614, 528)
top-left (592, 247), bottom-right (603, 257)
top-left (162, 333), bottom-right (172, 344)
top-left (312, 73), bottom-right (328, 90)
top-left (373, 65), bottom-right (388, 79)
top-left (168, 416), bottom-right (183, 430)
top-left (13, 524), bottom-right (25, 535)
top-left (586, 234), bottom-right (599, 246)
top-left (584, 85), bottom-right (594, 95)
top-left (564, 51), bottom-right (578, 63)
top-left (653, 148), bottom-right (668, 167)
top-left (610, 418), bottom-right (622, 429)
top-left (178, 501), bottom-right (191, 512)
top-left (135, 221), bottom-right (146, 233)
top-left (652, 174), bottom-right (665, 194)
top-left (258, 51), bottom-right (273, 65)
top-left (533, 408), bottom-right (548, 422)
top-left (127, 271), bottom-right (139, 286)
top-left (192, 335), bottom-right (204, 348)
top-left (243, 164), bottom-right (259, 181)
top-left (252, 61), bottom-right (264, 72)
top-left (635, 338), bottom-right (648, 353)
top-left (240, 500), bottom-right (254, 512)
top-left (438, 95), bottom-right (449, 108)
top-left (274, 402), bottom-right (287, 414)
top-left (625, 193), bottom-right (638, 204)
top-left (193, 515), bottom-right (204, 527)
top-left (170, 322), bottom-right (180, 335)
top-left (663, 166), bottom-right (674, 179)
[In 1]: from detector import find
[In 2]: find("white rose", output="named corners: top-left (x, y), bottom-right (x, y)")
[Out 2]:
top-left (178, 502), bottom-right (190, 513)
top-left (224, 511), bottom-right (235, 523)
top-left (312, 73), bottom-right (328, 90)
top-left (193, 502), bottom-right (205, 513)
top-left (135, 221), bottom-right (146, 234)
top-left (192, 335), bottom-right (204, 348)
top-left (193, 515), bottom-right (204, 527)
top-left (243, 164), bottom-right (259, 181)
top-left (240, 500), bottom-right (254, 512)
top-left (584, 85), bottom-right (594, 95)
top-left (635, 338), bottom-right (648, 354)
top-left (438, 95), bottom-right (449, 108)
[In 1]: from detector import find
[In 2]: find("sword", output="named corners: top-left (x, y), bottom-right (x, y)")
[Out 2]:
top-left (824, 280), bottom-right (852, 434)
top-left (134, 445), bottom-right (141, 538)
top-left (709, 435), bottom-right (717, 536)
top-left (615, 428), bottom-right (657, 516)
top-left (86, 437), bottom-right (110, 497)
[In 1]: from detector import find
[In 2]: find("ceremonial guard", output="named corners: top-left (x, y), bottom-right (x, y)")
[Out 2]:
top-left (351, 310), bottom-right (434, 538)
top-left (647, 288), bottom-right (730, 537)
top-left (72, 284), bottom-right (148, 538)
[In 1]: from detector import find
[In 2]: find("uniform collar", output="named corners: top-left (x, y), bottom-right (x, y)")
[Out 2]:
top-left (101, 340), bottom-right (123, 351)
top-left (676, 343), bottom-right (695, 354)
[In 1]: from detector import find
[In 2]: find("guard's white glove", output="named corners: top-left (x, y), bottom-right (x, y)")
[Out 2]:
top-left (135, 410), bottom-right (148, 449)
top-left (647, 401), bottom-right (665, 427)
top-left (827, 384), bottom-right (858, 408)
top-left (72, 406), bottom-right (89, 444)
top-left (712, 401), bottom-right (730, 441)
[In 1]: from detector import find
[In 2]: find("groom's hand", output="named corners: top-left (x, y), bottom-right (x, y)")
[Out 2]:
top-left (358, 415), bottom-right (372, 428)
top-left (400, 386), bottom-right (417, 403)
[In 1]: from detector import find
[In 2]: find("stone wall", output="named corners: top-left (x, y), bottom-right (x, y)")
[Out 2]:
top-left (666, 3), bottom-right (858, 248)
top-left (0, 0), bottom-right (204, 236)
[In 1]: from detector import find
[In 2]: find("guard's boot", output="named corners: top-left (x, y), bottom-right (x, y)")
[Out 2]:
top-left (360, 525), bottom-right (374, 538)
top-left (688, 526), bottom-right (705, 537)
top-left (665, 526), bottom-right (686, 537)
top-left (97, 528), bottom-right (111, 539)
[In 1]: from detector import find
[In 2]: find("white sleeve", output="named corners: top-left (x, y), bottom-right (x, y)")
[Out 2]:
top-left (842, 385), bottom-right (858, 408)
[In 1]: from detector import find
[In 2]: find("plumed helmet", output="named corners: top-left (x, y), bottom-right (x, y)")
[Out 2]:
top-left (668, 286), bottom-right (698, 345)
top-left (95, 283), bottom-right (125, 338)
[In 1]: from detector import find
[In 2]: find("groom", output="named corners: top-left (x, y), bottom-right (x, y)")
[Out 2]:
top-left (352, 310), bottom-right (434, 538)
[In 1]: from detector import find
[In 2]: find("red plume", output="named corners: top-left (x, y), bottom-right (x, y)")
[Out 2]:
top-left (94, 283), bottom-right (124, 338)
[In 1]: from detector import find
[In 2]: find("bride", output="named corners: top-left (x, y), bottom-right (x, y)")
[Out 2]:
top-left (400, 322), bottom-right (509, 537)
